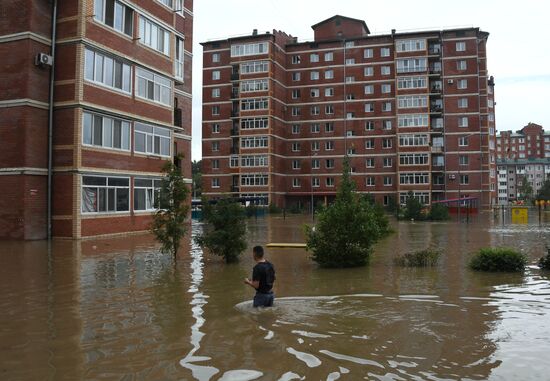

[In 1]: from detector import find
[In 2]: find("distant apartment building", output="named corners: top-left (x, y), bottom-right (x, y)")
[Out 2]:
top-left (497, 158), bottom-right (550, 205)
top-left (201, 15), bottom-right (497, 210)
top-left (496, 123), bottom-right (550, 160)
top-left (0, 0), bottom-right (193, 239)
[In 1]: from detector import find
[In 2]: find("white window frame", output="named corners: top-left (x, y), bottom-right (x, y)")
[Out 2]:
top-left (82, 112), bottom-right (131, 151)
top-left (136, 67), bottom-right (172, 106)
top-left (134, 122), bottom-right (171, 157)
top-left (138, 16), bottom-right (170, 56)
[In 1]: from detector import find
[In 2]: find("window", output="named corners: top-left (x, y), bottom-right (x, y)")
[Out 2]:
top-left (325, 87), bottom-right (334, 97)
top-left (82, 112), bottom-right (130, 151)
top-left (325, 70), bottom-right (334, 79)
top-left (366, 176), bottom-right (375, 186)
top-left (312, 178), bottom-right (320, 187)
top-left (458, 98), bottom-right (468, 108)
top-left (364, 67), bottom-right (373, 76)
top-left (212, 70), bottom-right (220, 80)
top-left (396, 39), bottom-right (425, 52)
top-left (94, 0), bottom-right (133, 36)
top-left (325, 123), bottom-right (334, 132)
top-left (381, 66), bottom-right (391, 75)
top-left (381, 47), bottom-right (391, 57)
top-left (325, 105), bottom-right (334, 114)
top-left (311, 141), bottom-right (320, 151)
top-left (459, 155), bottom-right (469, 165)
top-left (345, 76), bottom-right (355, 83)
top-left (399, 173), bottom-right (429, 185)
top-left (312, 159), bottom-right (320, 169)
top-left (384, 176), bottom-right (392, 186)
top-left (457, 60), bottom-right (467, 70)
top-left (134, 178), bottom-right (162, 211)
top-left (381, 84), bottom-right (391, 93)
top-left (326, 177), bottom-right (335, 187)
top-left (398, 114), bottom-right (429, 127)
top-left (344, 41), bottom-right (354, 48)
top-left (365, 121), bottom-right (374, 131)
top-left (231, 42), bottom-right (268, 57)
top-left (311, 71), bottom-right (320, 80)
top-left (291, 89), bottom-right (300, 99)
top-left (212, 106), bottom-right (220, 115)
top-left (456, 41), bottom-right (466, 52)
top-left (241, 118), bottom-right (268, 129)
top-left (345, 58), bottom-right (355, 65)
top-left (212, 88), bottom-right (220, 98)
top-left (139, 16), bottom-right (170, 55)
top-left (397, 76), bottom-right (427, 89)
top-left (382, 138), bottom-right (392, 148)
top-left (241, 79), bottom-right (269, 92)
top-left (291, 142), bottom-right (301, 152)
top-left (291, 124), bottom-right (300, 134)
top-left (458, 136), bottom-right (469, 146)
top-left (365, 103), bottom-right (374, 112)
top-left (382, 102), bottom-right (392, 112)
top-left (211, 178), bottom-right (220, 188)
top-left (310, 123), bottom-right (320, 133)
top-left (291, 107), bottom-right (301, 116)
top-left (459, 117), bottom-right (469, 127)
top-left (460, 174), bottom-right (469, 185)
top-left (399, 153), bottom-right (429, 165)
top-left (311, 106), bottom-right (320, 116)
top-left (383, 120), bottom-right (392, 130)
top-left (458, 79), bottom-right (468, 89)
top-left (82, 176), bottom-right (129, 213)
top-left (326, 159), bottom-right (335, 169)
top-left (175, 37), bottom-right (184, 80)
top-left (229, 156), bottom-right (239, 168)
top-left (292, 160), bottom-right (301, 170)
top-left (241, 136), bottom-right (268, 148)
top-left (292, 55), bottom-right (301, 64)
top-left (212, 52), bottom-right (220, 63)
top-left (241, 174), bottom-right (269, 186)
top-left (84, 48), bottom-right (131, 93)
top-left (396, 58), bottom-right (427, 73)
top-left (399, 134), bottom-right (429, 146)
top-left (383, 157), bottom-right (393, 167)
top-left (325, 141), bottom-right (334, 151)
top-left (241, 98), bottom-right (268, 110)
top-left (212, 123), bottom-right (220, 133)
top-left (136, 67), bottom-right (171, 106)
top-left (364, 85), bottom-right (374, 95)
top-left (364, 48), bottom-right (373, 58)
top-left (398, 95), bottom-right (428, 109)
top-left (134, 123), bottom-right (171, 157)
top-left (292, 72), bottom-right (301, 81)
top-left (240, 60), bottom-right (269, 74)
top-left (310, 88), bottom-right (320, 98)
top-left (324, 52), bottom-right (333, 61)
top-left (241, 155), bottom-right (268, 167)
top-left (292, 178), bottom-right (301, 188)
top-left (310, 53), bottom-right (319, 62)
top-left (365, 139), bottom-right (374, 149)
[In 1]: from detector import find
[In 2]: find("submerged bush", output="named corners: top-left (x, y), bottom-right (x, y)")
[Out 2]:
top-left (539, 248), bottom-right (550, 270)
top-left (469, 247), bottom-right (527, 272)
top-left (428, 203), bottom-right (450, 221)
top-left (394, 249), bottom-right (441, 267)
top-left (268, 203), bottom-right (282, 214)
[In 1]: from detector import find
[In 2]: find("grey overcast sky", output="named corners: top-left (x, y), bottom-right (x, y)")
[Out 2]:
top-left (190, 0), bottom-right (550, 161)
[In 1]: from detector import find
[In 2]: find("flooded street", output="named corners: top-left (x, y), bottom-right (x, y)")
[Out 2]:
top-left (1, 213), bottom-right (550, 380)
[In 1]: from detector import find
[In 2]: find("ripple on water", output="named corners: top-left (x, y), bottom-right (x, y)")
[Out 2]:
top-left (286, 347), bottom-right (322, 368)
top-left (217, 370), bottom-right (263, 381)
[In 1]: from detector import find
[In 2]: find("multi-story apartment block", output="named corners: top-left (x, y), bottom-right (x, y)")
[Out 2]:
top-left (0, 0), bottom-right (193, 239)
top-left (496, 123), bottom-right (550, 160)
top-left (201, 15), bottom-right (497, 209)
top-left (497, 158), bottom-right (550, 205)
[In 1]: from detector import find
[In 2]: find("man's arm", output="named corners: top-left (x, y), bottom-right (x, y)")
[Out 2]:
top-left (244, 278), bottom-right (259, 289)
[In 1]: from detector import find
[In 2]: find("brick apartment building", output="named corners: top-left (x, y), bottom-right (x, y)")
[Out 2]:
top-left (497, 158), bottom-right (550, 205)
top-left (201, 15), bottom-right (497, 210)
top-left (496, 122), bottom-right (550, 160)
top-left (0, 0), bottom-right (193, 239)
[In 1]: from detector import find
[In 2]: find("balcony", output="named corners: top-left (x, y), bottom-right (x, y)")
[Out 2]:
top-left (230, 146), bottom-right (239, 154)
top-left (230, 72), bottom-right (239, 81)
top-left (429, 66), bottom-right (442, 75)
top-left (231, 88), bottom-right (239, 98)
top-left (230, 128), bottom-right (239, 136)
top-left (428, 47), bottom-right (441, 55)
top-left (431, 146), bottom-right (444, 153)
top-left (231, 109), bottom-right (239, 118)
top-left (231, 185), bottom-right (239, 193)
top-left (431, 118), bottom-right (444, 129)
top-left (430, 105), bottom-right (443, 113)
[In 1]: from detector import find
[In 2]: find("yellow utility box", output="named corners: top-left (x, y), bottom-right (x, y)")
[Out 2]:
top-left (511, 207), bottom-right (528, 224)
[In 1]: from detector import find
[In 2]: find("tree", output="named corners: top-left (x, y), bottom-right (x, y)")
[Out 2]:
top-left (195, 198), bottom-right (247, 263)
top-left (191, 160), bottom-right (202, 198)
top-left (150, 158), bottom-right (190, 260)
top-left (404, 191), bottom-right (425, 220)
top-left (305, 157), bottom-right (389, 268)
top-left (517, 175), bottom-right (534, 203)
top-left (536, 179), bottom-right (550, 201)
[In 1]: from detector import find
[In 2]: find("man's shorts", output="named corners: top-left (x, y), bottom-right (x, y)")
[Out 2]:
top-left (253, 292), bottom-right (274, 307)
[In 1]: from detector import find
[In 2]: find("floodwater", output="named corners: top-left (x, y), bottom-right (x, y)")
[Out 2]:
top-left (1, 212), bottom-right (550, 380)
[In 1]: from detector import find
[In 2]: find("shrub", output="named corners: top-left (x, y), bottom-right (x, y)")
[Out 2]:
top-left (305, 157), bottom-right (391, 268)
top-left (469, 247), bottom-right (527, 272)
top-left (289, 203), bottom-right (303, 214)
top-left (195, 198), bottom-right (247, 263)
top-left (428, 203), bottom-right (450, 221)
top-left (539, 248), bottom-right (550, 270)
top-left (394, 249), bottom-right (441, 267)
top-left (268, 203), bottom-right (282, 214)
top-left (403, 191), bottom-right (427, 220)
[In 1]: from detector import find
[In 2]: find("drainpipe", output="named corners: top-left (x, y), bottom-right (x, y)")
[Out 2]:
top-left (47, 0), bottom-right (58, 240)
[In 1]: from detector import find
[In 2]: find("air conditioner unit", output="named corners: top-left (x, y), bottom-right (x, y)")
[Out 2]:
top-left (447, 79), bottom-right (454, 84)
top-left (35, 53), bottom-right (53, 67)
top-left (448, 174), bottom-right (456, 180)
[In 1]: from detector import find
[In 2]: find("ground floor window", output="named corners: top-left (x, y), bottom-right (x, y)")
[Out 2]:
top-left (399, 192), bottom-right (430, 205)
top-left (134, 178), bottom-right (162, 211)
top-left (82, 176), bottom-right (129, 213)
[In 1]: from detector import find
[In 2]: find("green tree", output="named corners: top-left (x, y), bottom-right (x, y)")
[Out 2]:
top-left (518, 175), bottom-right (534, 202)
top-left (150, 158), bottom-right (190, 260)
top-left (404, 191), bottom-right (425, 220)
top-left (196, 198), bottom-right (247, 263)
top-left (191, 160), bottom-right (202, 198)
top-left (428, 203), bottom-right (449, 220)
top-left (536, 179), bottom-right (550, 201)
top-left (305, 157), bottom-right (390, 268)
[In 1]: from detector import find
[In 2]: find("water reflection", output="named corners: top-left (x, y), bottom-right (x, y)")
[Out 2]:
top-left (0, 213), bottom-right (549, 380)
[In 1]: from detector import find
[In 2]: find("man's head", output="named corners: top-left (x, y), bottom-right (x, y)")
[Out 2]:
top-left (253, 245), bottom-right (264, 260)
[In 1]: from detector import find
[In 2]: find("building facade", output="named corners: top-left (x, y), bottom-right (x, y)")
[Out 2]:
top-left (201, 15), bottom-right (497, 210)
top-left (497, 158), bottom-right (550, 205)
top-left (0, 0), bottom-right (193, 239)
top-left (496, 123), bottom-right (550, 160)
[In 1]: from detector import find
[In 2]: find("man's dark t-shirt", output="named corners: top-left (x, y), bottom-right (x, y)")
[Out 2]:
top-left (252, 261), bottom-right (275, 294)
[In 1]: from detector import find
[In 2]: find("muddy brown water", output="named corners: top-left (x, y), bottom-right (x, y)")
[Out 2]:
top-left (1, 212), bottom-right (549, 380)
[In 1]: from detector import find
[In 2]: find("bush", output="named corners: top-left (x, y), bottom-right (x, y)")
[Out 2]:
top-left (289, 203), bottom-right (303, 214)
top-left (403, 191), bottom-right (427, 220)
top-left (469, 247), bottom-right (527, 272)
top-left (539, 248), bottom-right (550, 270)
top-left (305, 157), bottom-right (391, 268)
top-left (394, 249), bottom-right (441, 267)
top-left (268, 203), bottom-right (282, 214)
top-left (245, 204), bottom-right (258, 217)
top-left (428, 203), bottom-right (450, 221)
top-left (195, 198), bottom-right (247, 263)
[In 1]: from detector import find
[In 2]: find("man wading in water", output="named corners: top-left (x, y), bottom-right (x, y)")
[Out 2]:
top-left (244, 246), bottom-right (276, 307)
